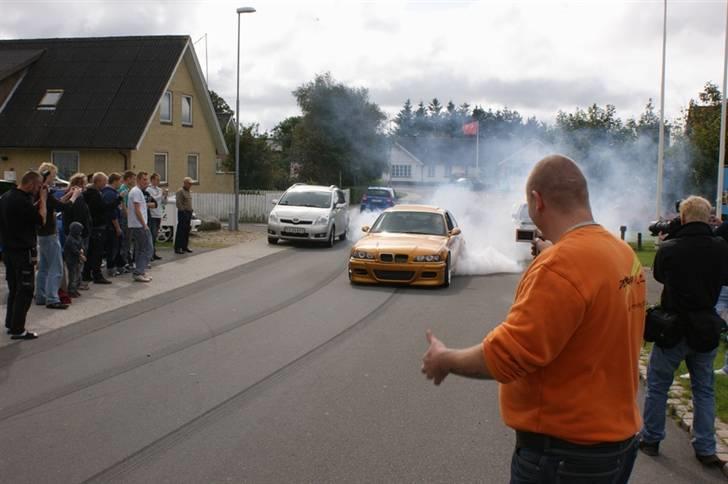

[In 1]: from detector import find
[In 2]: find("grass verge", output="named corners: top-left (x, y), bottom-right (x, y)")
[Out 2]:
top-left (629, 239), bottom-right (657, 268)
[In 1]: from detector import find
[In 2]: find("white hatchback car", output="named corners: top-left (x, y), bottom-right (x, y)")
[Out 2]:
top-left (267, 184), bottom-right (349, 246)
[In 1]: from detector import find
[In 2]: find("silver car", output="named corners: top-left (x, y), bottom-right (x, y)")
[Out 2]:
top-left (267, 184), bottom-right (349, 246)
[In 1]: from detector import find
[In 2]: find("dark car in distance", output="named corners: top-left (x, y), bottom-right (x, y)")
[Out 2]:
top-left (360, 186), bottom-right (396, 212)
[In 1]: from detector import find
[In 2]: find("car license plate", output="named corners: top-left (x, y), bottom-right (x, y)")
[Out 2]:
top-left (286, 226), bottom-right (305, 234)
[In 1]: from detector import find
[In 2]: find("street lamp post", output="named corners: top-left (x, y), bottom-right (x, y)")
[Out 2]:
top-left (234, 6), bottom-right (256, 231)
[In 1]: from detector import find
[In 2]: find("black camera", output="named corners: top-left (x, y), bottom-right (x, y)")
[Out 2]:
top-left (41, 170), bottom-right (51, 182)
top-left (648, 217), bottom-right (681, 237)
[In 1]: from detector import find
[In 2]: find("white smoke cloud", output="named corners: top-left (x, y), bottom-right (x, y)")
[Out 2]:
top-left (347, 132), bottom-right (691, 277)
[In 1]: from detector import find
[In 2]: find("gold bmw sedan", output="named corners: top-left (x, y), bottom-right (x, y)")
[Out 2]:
top-left (348, 205), bottom-right (464, 287)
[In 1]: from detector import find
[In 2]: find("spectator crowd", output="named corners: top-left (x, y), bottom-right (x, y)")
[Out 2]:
top-left (0, 163), bottom-right (195, 340)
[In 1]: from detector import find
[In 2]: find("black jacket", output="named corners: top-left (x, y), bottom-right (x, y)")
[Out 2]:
top-left (0, 187), bottom-right (42, 250)
top-left (654, 222), bottom-right (728, 313)
top-left (83, 186), bottom-right (107, 229)
top-left (63, 195), bottom-right (91, 238)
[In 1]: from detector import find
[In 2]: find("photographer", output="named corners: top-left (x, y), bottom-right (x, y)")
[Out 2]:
top-left (641, 196), bottom-right (728, 468)
top-left (0, 171), bottom-right (47, 339)
top-left (35, 163), bottom-right (77, 309)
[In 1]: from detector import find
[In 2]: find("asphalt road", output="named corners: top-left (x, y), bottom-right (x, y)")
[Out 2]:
top-left (0, 240), bottom-right (723, 483)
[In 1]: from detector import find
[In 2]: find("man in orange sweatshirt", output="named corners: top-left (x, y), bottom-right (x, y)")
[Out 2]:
top-left (422, 155), bottom-right (646, 484)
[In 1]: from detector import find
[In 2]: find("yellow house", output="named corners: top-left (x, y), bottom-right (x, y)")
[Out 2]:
top-left (0, 35), bottom-right (231, 193)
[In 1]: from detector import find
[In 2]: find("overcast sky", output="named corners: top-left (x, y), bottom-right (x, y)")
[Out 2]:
top-left (1, 0), bottom-right (726, 132)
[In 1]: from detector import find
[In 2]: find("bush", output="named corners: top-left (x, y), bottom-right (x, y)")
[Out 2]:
top-left (199, 217), bottom-right (222, 231)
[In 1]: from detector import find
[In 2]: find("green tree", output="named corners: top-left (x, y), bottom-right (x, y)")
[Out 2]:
top-left (685, 82), bottom-right (723, 191)
top-left (290, 72), bottom-right (387, 186)
top-left (394, 99), bottom-right (415, 137)
top-left (209, 90), bottom-right (232, 114)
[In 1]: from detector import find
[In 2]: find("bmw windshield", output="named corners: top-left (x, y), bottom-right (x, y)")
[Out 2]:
top-left (370, 211), bottom-right (447, 236)
top-left (278, 191), bottom-right (332, 208)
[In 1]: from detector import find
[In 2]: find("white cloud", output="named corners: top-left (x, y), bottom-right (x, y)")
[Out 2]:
top-left (1, 0), bottom-right (726, 130)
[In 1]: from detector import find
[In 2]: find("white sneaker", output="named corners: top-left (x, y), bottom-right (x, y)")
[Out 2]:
top-left (133, 275), bottom-right (151, 283)
top-left (679, 372), bottom-right (690, 380)
top-left (715, 368), bottom-right (728, 376)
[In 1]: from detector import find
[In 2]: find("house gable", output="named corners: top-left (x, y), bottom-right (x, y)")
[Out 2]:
top-left (131, 48), bottom-right (229, 192)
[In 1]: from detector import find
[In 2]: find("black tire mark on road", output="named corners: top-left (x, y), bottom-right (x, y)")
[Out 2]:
top-left (0, 256), bottom-right (346, 424)
top-left (82, 288), bottom-right (400, 484)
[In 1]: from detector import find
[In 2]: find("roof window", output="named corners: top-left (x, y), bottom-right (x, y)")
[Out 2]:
top-left (37, 89), bottom-right (63, 110)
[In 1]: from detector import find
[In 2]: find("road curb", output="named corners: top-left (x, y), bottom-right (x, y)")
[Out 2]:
top-left (639, 351), bottom-right (728, 478)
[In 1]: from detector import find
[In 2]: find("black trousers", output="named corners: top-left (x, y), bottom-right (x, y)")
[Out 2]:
top-left (174, 210), bottom-right (192, 250)
top-left (149, 217), bottom-right (161, 255)
top-left (82, 227), bottom-right (106, 281)
top-left (4, 249), bottom-right (35, 335)
top-left (103, 226), bottom-right (120, 270)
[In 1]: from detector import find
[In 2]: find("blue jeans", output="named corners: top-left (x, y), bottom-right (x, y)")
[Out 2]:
top-left (35, 234), bottom-right (63, 305)
top-left (130, 227), bottom-right (153, 276)
top-left (642, 340), bottom-right (717, 455)
top-left (510, 438), bottom-right (638, 483)
top-left (716, 286), bottom-right (728, 373)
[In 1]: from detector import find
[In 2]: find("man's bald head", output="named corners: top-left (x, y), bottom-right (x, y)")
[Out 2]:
top-left (527, 155), bottom-right (590, 213)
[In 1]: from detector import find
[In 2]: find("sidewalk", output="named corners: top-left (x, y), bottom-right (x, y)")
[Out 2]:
top-left (0, 227), bottom-right (286, 348)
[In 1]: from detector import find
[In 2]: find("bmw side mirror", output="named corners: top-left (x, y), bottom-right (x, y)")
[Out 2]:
top-left (361, 225), bottom-right (370, 233)
top-left (271, 199), bottom-right (279, 205)
top-left (450, 228), bottom-right (462, 236)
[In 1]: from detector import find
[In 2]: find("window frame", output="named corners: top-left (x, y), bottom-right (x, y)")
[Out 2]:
top-left (38, 89), bottom-right (64, 110)
top-left (51, 150), bottom-right (79, 180)
top-left (392, 164), bottom-right (411, 178)
top-left (181, 95), bottom-right (193, 126)
top-left (154, 152), bottom-right (169, 184)
top-left (160, 91), bottom-right (172, 123)
top-left (186, 152), bottom-right (199, 183)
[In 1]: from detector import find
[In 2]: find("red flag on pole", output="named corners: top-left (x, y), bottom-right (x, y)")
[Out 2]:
top-left (462, 120), bottom-right (478, 136)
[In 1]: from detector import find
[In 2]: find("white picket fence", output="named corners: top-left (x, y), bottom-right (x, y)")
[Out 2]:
top-left (192, 189), bottom-right (350, 223)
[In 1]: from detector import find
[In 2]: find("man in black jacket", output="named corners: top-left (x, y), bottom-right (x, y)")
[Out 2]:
top-left (82, 172), bottom-right (112, 284)
top-left (641, 196), bottom-right (728, 468)
top-left (0, 171), bottom-right (46, 339)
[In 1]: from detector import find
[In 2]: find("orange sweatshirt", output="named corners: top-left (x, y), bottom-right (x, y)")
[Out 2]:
top-left (482, 225), bottom-right (646, 444)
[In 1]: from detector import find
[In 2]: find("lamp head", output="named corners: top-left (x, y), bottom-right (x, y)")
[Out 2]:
top-left (237, 7), bottom-right (256, 13)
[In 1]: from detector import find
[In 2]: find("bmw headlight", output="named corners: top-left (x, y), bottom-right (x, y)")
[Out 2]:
top-left (414, 254), bottom-right (441, 262)
top-left (314, 215), bottom-right (330, 225)
top-left (352, 251), bottom-right (375, 260)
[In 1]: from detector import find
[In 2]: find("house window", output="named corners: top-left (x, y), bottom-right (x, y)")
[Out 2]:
top-left (187, 153), bottom-right (199, 182)
top-left (181, 95), bottom-right (192, 126)
top-left (392, 164), bottom-right (411, 178)
top-left (51, 151), bottom-right (79, 180)
top-left (160, 91), bottom-right (172, 123)
top-left (38, 89), bottom-right (63, 110)
top-left (428, 163), bottom-right (435, 177)
top-left (154, 153), bottom-right (168, 184)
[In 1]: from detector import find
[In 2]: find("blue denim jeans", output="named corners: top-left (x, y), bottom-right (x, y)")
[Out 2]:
top-left (510, 437), bottom-right (638, 484)
top-left (35, 234), bottom-right (63, 305)
top-left (716, 286), bottom-right (728, 373)
top-left (130, 227), bottom-right (153, 276)
top-left (642, 340), bottom-right (717, 455)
